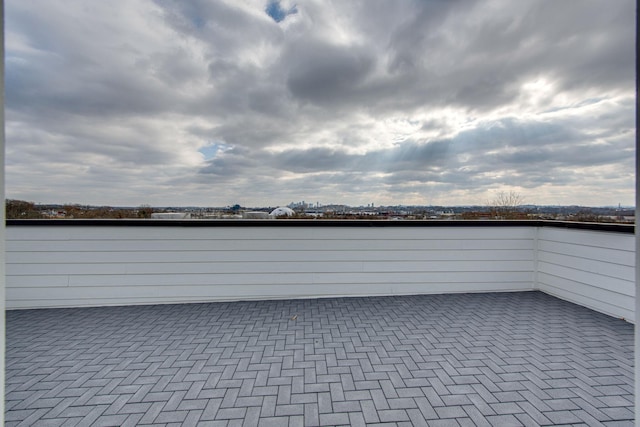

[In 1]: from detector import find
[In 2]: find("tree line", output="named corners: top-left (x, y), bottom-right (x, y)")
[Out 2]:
top-left (5, 200), bottom-right (154, 219)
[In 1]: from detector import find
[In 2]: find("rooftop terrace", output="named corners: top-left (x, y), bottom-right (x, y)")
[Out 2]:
top-left (4, 220), bottom-right (635, 425)
top-left (6, 291), bottom-right (634, 426)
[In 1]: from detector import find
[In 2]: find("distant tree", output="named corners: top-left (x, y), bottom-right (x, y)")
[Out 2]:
top-left (137, 204), bottom-right (154, 218)
top-left (63, 204), bottom-right (83, 218)
top-left (5, 200), bottom-right (42, 219)
top-left (488, 191), bottom-right (524, 219)
top-left (460, 211), bottom-right (492, 220)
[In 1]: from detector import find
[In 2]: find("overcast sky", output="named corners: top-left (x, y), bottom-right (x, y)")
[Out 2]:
top-left (5, 0), bottom-right (636, 207)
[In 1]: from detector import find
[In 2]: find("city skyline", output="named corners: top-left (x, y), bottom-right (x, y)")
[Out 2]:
top-left (5, 0), bottom-right (636, 207)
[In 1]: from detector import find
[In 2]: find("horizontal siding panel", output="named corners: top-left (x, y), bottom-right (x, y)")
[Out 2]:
top-left (8, 282), bottom-right (533, 301)
top-left (6, 238), bottom-right (534, 252)
top-left (7, 297), bottom-right (202, 309)
top-left (6, 275), bottom-right (70, 288)
top-left (6, 249), bottom-right (534, 264)
top-left (538, 228), bottom-right (634, 251)
top-left (360, 260), bottom-right (531, 273)
top-left (6, 260), bottom-right (533, 276)
top-left (7, 261), bottom-right (363, 276)
top-left (538, 261), bottom-right (633, 296)
top-left (7, 226), bottom-right (535, 242)
top-left (58, 271), bottom-right (533, 287)
top-left (537, 240), bottom-right (634, 266)
top-left (539, 281), bottom-right (634, 321)
top-left (537, 251), bottom-right (633, 281)
top-left (6, 282), bottom-right (532, 308)
top-left (538, 273), bottom-right (635, 304)
top-left (5, 272), bottom-right (533, 290)
top-left (6, 227), bottom-right (74, 241)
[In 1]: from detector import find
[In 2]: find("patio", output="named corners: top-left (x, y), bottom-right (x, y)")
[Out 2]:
top-left (5, 291), bottom-right (634, 426)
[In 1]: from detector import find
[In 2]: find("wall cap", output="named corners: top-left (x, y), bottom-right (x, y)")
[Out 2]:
top-left (6, 219), bottom-right (634, 233)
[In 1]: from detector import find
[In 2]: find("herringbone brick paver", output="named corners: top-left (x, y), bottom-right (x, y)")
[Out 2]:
top-left (6, 291), bottom-right (634, 426)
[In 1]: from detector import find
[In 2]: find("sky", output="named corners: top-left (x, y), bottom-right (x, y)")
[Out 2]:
top-left (5, 0), bottom-right (636, 207)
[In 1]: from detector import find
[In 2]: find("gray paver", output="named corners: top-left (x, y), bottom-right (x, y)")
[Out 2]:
top-left (5, 292), bottom-right (634, 426)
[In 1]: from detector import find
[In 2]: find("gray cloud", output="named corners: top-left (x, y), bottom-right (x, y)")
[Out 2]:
top-left (198, 146), bottom-right (258, 180)
top-left (4, 0), bottom-right (635, 207)
top-left (285, 39), bottom-right (376, 105)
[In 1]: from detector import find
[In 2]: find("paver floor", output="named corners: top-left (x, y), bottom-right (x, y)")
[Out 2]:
top-left (5, 291), bottom-right (634, 426)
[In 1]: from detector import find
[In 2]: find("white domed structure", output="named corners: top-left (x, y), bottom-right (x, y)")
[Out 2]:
top-left (269, 207), bottom-right (295, 217)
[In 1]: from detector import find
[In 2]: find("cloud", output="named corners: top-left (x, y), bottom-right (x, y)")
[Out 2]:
top-left (285, 39), bottom-right (375, 105)
top-left (4, 0), bottom-right (636, 207)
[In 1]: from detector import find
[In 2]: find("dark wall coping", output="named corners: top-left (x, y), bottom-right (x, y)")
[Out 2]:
top-left (6, 219), bottom-right (634, 234)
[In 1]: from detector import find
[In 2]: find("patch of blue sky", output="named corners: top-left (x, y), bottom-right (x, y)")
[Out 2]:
top-left (265, 1), bottom-right (298, 23)
top-left (199, 142), bottom-right (231, 161)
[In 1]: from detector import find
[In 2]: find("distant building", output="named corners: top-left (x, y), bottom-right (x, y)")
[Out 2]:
top-left (243, 211), bottom-right (270, 219)
top-left (150, 212), bottom-right (191, 219)
top-left (270, 207), bottom-right (295, 217)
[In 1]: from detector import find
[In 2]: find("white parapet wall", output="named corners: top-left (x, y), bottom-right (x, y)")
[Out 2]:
top-left (536, 227), bottom-right (635, 322)
top-left (5, 223), bottom-right (536, 309)
top-left (5, 221), bottom-right (634, 321)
